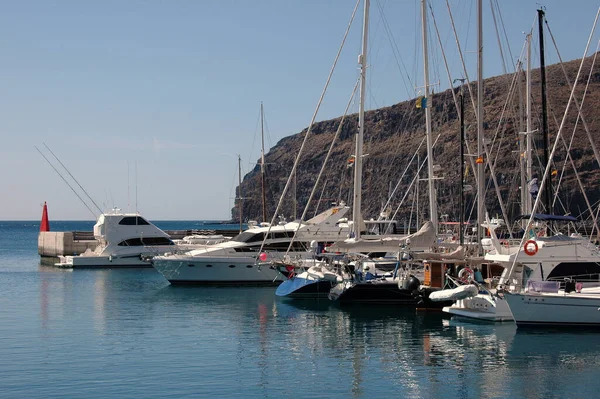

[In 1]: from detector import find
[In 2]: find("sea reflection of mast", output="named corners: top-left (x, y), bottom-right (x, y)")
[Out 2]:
top-left (257, 302), bottom-right (268, 395)
top-left (93, 270), bottom-right (108, 334)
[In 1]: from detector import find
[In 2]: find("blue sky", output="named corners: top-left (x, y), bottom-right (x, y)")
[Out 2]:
top-left (1, 0), bottom-right (598, 220)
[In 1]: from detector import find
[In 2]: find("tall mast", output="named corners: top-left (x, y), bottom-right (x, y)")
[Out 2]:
top-left (459, 83), bottom-right (465, 246)
top-left (525, 33), bottom-right (533, 214)
top-left (538, 8), bottom-right (552, 215)
top-left (352, 0), bottom-right (369, 240)
top-left (517, 60), bottom-right (525, 215)
top-left (260, 102), bottom-right (267, 223)
top-left (421, 0), bottom-right (437, 235)
top-left (238, 154), bottom-right (243, 233)
top-left (476, 0), bottom-right (484, 248)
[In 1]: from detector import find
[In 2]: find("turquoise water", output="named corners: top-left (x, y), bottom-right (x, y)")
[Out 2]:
top-left (2, 221), bottom-right (600, 398)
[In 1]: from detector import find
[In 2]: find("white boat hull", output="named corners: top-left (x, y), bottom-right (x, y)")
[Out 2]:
top-left (56, 255), bottom-right (153, 268)
top-left (504, 290), bottom-right (600, 327)
top-left (152, 255), bottom-right (282, 285)
top-left (443, 294), bottom-right (514, 322)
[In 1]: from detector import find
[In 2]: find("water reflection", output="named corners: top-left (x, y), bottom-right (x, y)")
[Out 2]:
top-left (33, 268), bottom-right (600, 398)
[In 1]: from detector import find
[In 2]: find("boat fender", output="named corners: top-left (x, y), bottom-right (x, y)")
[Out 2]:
top-left (524, 240), bottom-right (538, 256)
top-left (458, 267), bottom-right (474, 283)
top-left (407, 275), bottom-right (420, 291)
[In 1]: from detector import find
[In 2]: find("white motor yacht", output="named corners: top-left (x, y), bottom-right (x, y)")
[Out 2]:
top-left (443, 215), bottom-right (600, 323)
top-left (499, 233), bottom-right (600, 327)
top-left (151, 205), bottom-right (350, 285)
top-left (55, 210), bottom-right (209, 268)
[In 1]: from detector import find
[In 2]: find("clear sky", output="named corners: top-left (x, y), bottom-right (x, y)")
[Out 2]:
top-left (1, 0), bottom-right (598, 220)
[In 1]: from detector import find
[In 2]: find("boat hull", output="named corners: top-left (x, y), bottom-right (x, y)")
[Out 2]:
top-left (56, 255), bottom-right (154, 268)
top-left (152, 256), bottom-right (283, 285)
top-left (333, 281), bottom-right (451, 309)
top-left (275, 277), bottom-right (333, 299)
top-left (443, 294), bottom-right (514, 322)
top-left (504, 291), bottom-right (600, 327)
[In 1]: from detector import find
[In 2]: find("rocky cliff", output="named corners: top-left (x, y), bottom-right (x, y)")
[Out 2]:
top-left (233, 54), bottom-right (600, 228)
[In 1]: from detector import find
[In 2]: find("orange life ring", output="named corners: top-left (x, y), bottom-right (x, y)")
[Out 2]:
top-left (524, 240), bottom-right (538, 256)
top-left (458, 267), bottom-right (474, 282)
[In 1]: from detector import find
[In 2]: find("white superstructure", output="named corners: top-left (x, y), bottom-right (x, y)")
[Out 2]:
top-left (152, 205), bottom-right (351, 284)
top-left (55, 209), bottom-right (203, 268)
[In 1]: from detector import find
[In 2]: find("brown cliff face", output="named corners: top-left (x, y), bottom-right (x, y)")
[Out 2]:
top-left (233, 54), bottom-right (600, 227)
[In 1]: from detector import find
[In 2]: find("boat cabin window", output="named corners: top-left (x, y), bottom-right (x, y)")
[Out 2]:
top-left (119, 216), bottom-right (150, 226)
top-left (232, 231), bottom-right (294, 243)
top-left (118, 237), bottom-right (174, 246)
top-left (232, 232), bottom-right (265, 243)
top-left (547, 262), bottom-right (600, 282)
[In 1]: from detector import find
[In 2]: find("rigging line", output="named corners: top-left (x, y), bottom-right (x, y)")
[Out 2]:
top-left (35, 146), bottom-right (97, 218)
top-left (285, 78), bottom-right (360, 256)
top-left (590, 198), bottom-right (600, 241)
top-left (430, 3), bottom-right (479, 192)
top-left (443, 0), bottom-right (481, 190)
top-left (489, 0), bottom-right (507, 75)
top-left (487, 35), bottom-right (530, 149)
top-left (548, 43), bottom-right (600, 233)
top-left (493, 0), bottom-right (516, 69)
top-left (475, 50), bottom-right (532, 239)
top-left (484, 45), bottom-right (523, 160)
top-left (256, 0), bottom-right (361, 258)
top-left (374, 0), bottom-right (414, 98)
top-left (42, 143), bottom-right (104, 215)
top-left (389, 135), bottom-right (444, 225)
top-left (379, 136), bottom-right (425, 217)
top-left (246, 105), bottom-right (262, 170)
top-left (501, 7), bottom-right (600, 289)
top-left (313, 175), bottom-right (330, 218)
top-left (545, 19), bottom-right (600, 171)
top-left (389, 130), bottom-right (444, 223)
top-left (135, 161), bottom-right (138, 215)
top-left (261, 106), bottom-right (273, 155)
top-left (407, 177), bottom-right (417, 234)
top-left (445, 0), bottom-right (477, 121)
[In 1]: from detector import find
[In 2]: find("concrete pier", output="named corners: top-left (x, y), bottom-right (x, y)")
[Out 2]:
top-left (38, 231), bottom-right (98, 265)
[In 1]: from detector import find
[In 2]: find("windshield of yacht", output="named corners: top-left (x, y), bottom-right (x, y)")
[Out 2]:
top-left (232, 231), bottom-right (294, 243)
top-left (119, 216), bottom-right (150, 225)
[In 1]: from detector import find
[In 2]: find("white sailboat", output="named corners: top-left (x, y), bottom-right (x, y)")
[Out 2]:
top-left (322, 0), bottom-right (455, 309)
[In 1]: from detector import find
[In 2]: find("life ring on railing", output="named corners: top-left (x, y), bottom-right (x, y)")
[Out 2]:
top-left (524, 240), bottom-right (538, 256)
top-left (458, 267), bottom-right (474, 283)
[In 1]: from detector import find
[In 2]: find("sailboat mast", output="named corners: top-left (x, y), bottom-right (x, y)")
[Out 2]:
top-left (538, 8), bottom-right (552, 214)
top-left (352, 0), bottom-right (369, 240)
top-left (238, 154), bottom-right (243, 233)
top-left (525, 33), bottom-right (533, 214)
top-left (518, 60), bottom-right (526, 215)
top-left (260, 102), bottom-right (267, 223)
top-left (459, 84), bottom-right (465, 246)
top-left (476, 0), bottom-right (484, 248)
top-left (421, 0), bottom-right (437, 235)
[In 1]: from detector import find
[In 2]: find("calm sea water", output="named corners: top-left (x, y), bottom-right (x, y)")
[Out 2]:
top-left (1, 221), bottom-right (600, 398)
